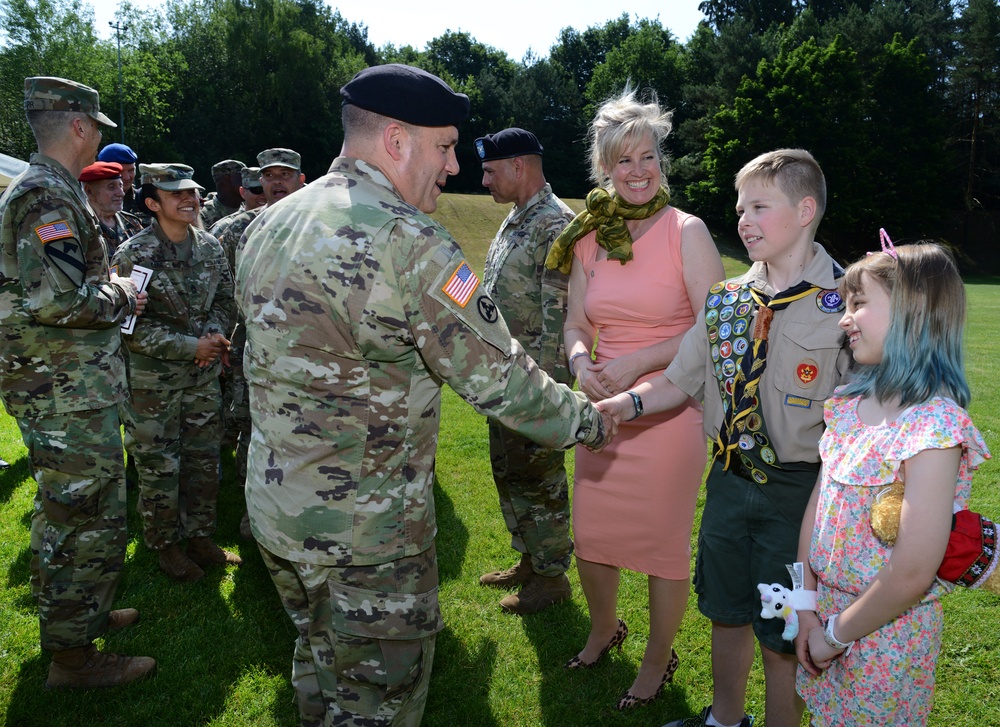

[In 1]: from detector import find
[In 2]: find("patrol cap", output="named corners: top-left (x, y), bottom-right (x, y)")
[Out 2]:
top-left (475, 128), bottom-right (543, 162)
top-left (78, 161), bottom-right (123, 183)
top-left (98, 143), bottom-right (138, 164)
top-left (340, 64), bottom-right (470, 127)
top-left (257, 148), bottom-right (301, 172)
top-left (139, 163), bottom-right (204, 192)
top-left (241, 166), bottom-right (262, 190)
top-left (24, 76), bottom-right (116, 127)
top-left (211, 159), bottom-right (246, 179)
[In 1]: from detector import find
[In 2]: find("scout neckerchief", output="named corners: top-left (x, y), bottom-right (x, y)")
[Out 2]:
top-left (544, 185), bottom-right (669, 274)
top-left (712, 279), bottom-right (822, 475)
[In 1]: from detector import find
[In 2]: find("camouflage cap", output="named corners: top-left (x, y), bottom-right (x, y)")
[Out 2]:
top-left (257, 148), bottom-right (301, 172)
top-left (241, 166), bottom-right (263, 189)
top-left (139, 163), bottom-right (205, 192)
top-left (24, 76), bottom-right (116, 127)
top-left (211, 159), bottom-right (246, 179)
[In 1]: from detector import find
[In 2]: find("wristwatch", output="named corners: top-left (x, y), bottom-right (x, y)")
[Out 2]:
top-left (823, 613), bottom-right (854, 651)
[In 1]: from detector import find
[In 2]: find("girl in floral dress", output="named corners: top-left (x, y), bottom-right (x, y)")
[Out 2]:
top-left (794, 237), bottom-right (990, 726)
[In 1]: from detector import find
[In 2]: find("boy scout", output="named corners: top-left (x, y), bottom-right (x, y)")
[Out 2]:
top-left (600, 149), bottom-right (851, 727)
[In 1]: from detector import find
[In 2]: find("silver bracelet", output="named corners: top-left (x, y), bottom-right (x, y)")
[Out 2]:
top-left (569, 351), bottom-right (590, 376)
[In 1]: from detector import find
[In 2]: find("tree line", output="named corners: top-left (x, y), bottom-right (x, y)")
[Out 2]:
top-left (2, 0), bottom-right (999, 267)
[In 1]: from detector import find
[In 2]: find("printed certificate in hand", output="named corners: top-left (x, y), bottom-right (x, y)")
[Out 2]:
top-left (119, 264), bottom-right (152, 335)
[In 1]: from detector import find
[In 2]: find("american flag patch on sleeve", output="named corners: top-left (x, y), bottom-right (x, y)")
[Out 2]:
top-left (442, 262), bottom-right (480, 307)
top-left (35, 220), bottom-right (74, 243)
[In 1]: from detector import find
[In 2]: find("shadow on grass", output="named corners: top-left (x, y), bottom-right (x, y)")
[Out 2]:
top-left (0, 452), bottom-right (30, 505)
top-left (423, 625), bottom-right (500, 727)
top-left (433, 477), bottom-right (468, 585)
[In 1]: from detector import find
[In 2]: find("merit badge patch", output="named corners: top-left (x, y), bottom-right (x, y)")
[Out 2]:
top-left (442, 262), bottom-right (480, 308)
top-left (35, 220), bottom-right (74, 243)
top-left (816, 289), bottom-right (844, 314)
top-left (796, 359), bottom-right (820, 388)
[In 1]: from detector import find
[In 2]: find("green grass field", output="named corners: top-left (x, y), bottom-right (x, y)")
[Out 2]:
top-left (0, 194), bottom-right (997, 726)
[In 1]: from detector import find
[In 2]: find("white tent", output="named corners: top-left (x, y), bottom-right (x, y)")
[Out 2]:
top-left (1, 152), bottom-right (29, 191)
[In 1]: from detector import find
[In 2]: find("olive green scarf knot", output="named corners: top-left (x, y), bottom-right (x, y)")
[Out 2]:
top-left (544, 185), bottom-right (670, 273)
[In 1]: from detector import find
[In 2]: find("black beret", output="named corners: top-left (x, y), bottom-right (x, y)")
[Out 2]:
top-left (475, 128), bottom-right (543, 162)
top-left (340, 64), bottom-right (470, 127)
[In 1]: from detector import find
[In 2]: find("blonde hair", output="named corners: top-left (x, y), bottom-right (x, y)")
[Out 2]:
top-left (839, 242), bottom-right (969, 408)
top-left (587, 84), bottom-right (673, 190)
top-left (735, 149), bottom-right (827, 229)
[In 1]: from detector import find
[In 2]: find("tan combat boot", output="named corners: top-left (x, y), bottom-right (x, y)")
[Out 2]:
top-left (107, 608), bottom-right (139, 630)
top-left (479, 553), bottom-right (533, 589)
top-left (46, 644), bottom-right (156, 689)
top-left (499, 572), bottom-right (572, 615)
top-left (187, 537), bottom-right (243, 568)
top-left (158, 543), bottom-right (205, 582)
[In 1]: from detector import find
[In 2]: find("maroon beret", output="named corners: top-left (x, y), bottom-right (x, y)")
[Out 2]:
top-left (79, 161), bottom-right (123, 183)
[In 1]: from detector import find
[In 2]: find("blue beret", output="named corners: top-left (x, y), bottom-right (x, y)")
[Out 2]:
top-left (98, 143), bottom-right (138, 164)
top-left (341, 64), bottom-right (470, 127)
top-left (475, 128), bottom-right (543, 162)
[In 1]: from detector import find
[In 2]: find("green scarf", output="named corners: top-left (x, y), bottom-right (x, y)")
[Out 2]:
top-left (544, 185), bottom-right (670, 273)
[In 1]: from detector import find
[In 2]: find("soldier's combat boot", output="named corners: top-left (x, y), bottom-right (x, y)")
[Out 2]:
top-left (107, 608), bottom-right (139, 630)
top-left (158, 543), bottom-right (205, 582)
top-left (239, 510), bottom-right (254, 540)
top-left (499, 572), bottom-right (571, 615)
top-left (479, 553), bottom-right (533, 590)
top-left (187, 537), bottom-right (243, 568)
top-left (46, 644), bottom-right (156, 689)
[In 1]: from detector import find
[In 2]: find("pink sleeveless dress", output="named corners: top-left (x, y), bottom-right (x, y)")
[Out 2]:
top-left (572, 207), bottom-right (707, 578)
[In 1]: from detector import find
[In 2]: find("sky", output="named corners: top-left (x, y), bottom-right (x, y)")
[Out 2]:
top-left (90, 0), bottom-right (708, 61)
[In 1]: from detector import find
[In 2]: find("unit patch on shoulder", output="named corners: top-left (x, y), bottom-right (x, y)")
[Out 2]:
top-left (35, 220), bottom-right (74, 243)
top-left (442, 262), bottom-right (480, 307)
top-left (816, 289), bottom-right (844, 314)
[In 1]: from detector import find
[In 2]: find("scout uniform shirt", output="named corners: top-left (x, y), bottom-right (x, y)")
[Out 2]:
top-left (235, 157), bottom-right (604, 570)
top-left (482, 182), bottom-right (574, 384)
top-left (0, 153), bottom-right (134, 419)
top-left (666, 242), bottom-right (852, 467)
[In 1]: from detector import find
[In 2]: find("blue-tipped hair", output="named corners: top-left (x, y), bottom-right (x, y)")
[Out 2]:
top-left (838, 242), bottom-right (970, 408)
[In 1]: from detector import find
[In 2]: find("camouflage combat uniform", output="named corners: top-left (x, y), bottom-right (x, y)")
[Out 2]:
top-left (483, 183), bottom-right (575, 576)
top-left (236, 157), bottom-right (605, 726)
top-left (0, 153), bottom-right (137, 652)
top-left (209, 206), bottom-right (262, 485)
top-left (112, 219), bottom-right (235, 551)
top-left (98, 209), bottom-right (145, 257)
top-left (199, 192), bottom-right (238, 230)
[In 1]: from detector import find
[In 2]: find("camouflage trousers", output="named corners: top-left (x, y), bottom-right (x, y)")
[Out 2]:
top-left (259, 544), bottom-right (442, 727)
top-left (488, 421), bottom-right (572, 576)
top-left (221, 318), bottom-right (251, 488)
top-left (18, 405), bottom-right (127, 651)
top-left (122, 380), bottom-right (222, 551)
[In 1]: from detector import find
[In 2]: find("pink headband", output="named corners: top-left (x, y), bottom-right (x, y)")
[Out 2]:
top-left (867, 228), bottom-right (898, 260)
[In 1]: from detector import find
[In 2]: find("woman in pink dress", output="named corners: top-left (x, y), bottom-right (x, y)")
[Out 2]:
top-left (549, 86), bottom-right (725, 710)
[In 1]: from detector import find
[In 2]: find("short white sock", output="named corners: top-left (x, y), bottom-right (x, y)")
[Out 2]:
top-left (705, 708), bottom-right (743, 727)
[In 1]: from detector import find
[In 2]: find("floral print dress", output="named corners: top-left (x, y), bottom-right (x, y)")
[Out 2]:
top-left (797, 391), bottom-right (990, 726)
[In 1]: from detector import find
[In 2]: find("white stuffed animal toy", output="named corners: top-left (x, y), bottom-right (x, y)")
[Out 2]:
top-left (758, 582), bottom-right (798, 641)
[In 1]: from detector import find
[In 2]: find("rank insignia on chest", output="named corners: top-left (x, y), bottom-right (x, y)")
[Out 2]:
top-left (816, 289), bottom-right (844, 313)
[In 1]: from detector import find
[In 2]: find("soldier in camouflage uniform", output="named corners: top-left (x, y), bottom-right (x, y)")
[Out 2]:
top-left (199, 159), bottom-right (245, 229)
top-left (79, 161), bottom-right (145, 256)
top-left (236, 65), bottom-right (614, 727)
top-left (213, 150), bottom-right (304, 541)
top-left (474, 128), bottom-right (578, 615)
top-left (238, 165), bottom-right (267, 212)
top-left (113, 163), bottom-right (240, 583)
top-left (0, 76), bottom-right (154, 689)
